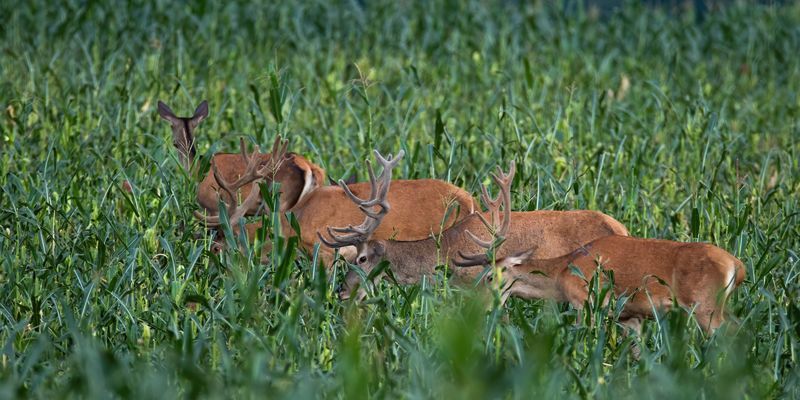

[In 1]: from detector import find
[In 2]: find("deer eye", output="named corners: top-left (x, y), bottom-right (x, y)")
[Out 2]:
top-left (357, 256), bottom-right (367, 264)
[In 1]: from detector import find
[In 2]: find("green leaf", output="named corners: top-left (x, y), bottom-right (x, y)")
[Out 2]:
top-left (568, 264), bottom-right (585, 280)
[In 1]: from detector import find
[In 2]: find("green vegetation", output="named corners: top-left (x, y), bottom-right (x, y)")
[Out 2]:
top-left (1, 1), bottom-right (799, 398)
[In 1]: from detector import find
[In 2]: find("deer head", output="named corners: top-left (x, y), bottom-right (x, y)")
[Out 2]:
top-left (316, 149), bottom-right (404, 296)
top-left (157, 100), bottom-right (208, 170)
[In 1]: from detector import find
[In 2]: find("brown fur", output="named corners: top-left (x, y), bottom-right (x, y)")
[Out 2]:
top-left (501, 235), bottom-right (746, 333)
top-left (198, 152), bottom-right (476, 260)
top-left (197, 152), bottom-right (325, 214)
top-left (306, 178), bottom-right (474, 244)
top-left (446, 210), bottom-right (629, 266)
top-left (339, 209), bottom-right (629, 298)
top-left (159, 102), bottom-right (475, 261)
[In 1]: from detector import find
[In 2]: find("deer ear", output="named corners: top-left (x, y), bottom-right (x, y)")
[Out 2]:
top-left (277, 155), bottom-right (325, 211)
top-left (191, 100), bottom-right (209, 125)
top-left (498, 250), bottom-right (534, 268)
top-left (157, 101), bottom-right (179, 123)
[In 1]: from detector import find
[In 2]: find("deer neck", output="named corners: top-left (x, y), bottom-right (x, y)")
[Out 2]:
top-left (436, 211), bottom-right (495, 257)
top-left (382, 239), bottom-right (441, 285)
top-left (377, 215), bottom-right (491, 285)
top-left (511, 258), bottom-right (569, 302)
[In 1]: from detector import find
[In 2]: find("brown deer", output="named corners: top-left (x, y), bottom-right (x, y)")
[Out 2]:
top-left (157, 100), bottom-right (208, 171)
top-left (196, 136), bottom-right (290, 238)
top-left (157, 99), bottom-right (326, 214)
top-left (319, 154), bottom-right (629, 300)
top-left (455, 231), bottom-right (746, 334)
top-left (158, 101), bottom-right (476, 261)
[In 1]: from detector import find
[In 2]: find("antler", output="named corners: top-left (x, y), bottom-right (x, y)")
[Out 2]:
top-left (193, 135), bottom-right (289, 230)
top-left (317, 149), bottom-right (405, 249)
top-left (453, 161), bottom-right (516, 267)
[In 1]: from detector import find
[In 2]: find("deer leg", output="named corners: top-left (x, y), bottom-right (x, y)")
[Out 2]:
top-left (619, 317), bottom-right (643, 359)
top-left (559, 273), bottom-right (590, 326)
top-left (683, 278), bottom-right (727, 335)
top-left (694, 304), bottom-right (725, 335)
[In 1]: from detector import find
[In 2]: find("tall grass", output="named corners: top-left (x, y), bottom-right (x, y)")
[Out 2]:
top-left (1, 1), bottom-right (799, 398)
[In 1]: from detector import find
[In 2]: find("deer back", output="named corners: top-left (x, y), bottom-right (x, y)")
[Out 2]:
top-left (446, 210), bottom-right (628, 283)
top-left (307, 178), bottom-right (475, 246)
top-left (549, 236), bottom-right (738, 292)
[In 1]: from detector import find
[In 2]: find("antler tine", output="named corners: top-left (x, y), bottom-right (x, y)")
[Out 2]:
top-left (374, 149), bottom-right (405, 170)
top-left (193, 210), bottom-right (219, 226)
top-left (340, 159), bottom-right (376, 205)
top-left (239, 137), bottom-right (253, 164)
top-left (213, 138), bottom-right (264, 192)
top-left (479, 183), bottom-right (502, 211)
top-left (194, 181), bottom-right (265, 228)
top-left (456, 161), bottom-right (516, 265)
top-left (255, 135), bottom-right (289, 179)
top-left (225, 135), bottom-right (288, 191)
top-left (212, 162), bottom-right (237, 217)
top-left (463, 179), bottom-right (500, 250)
top-left (240, 138), bottom-right (262, 180)
top-left (325, 224), bottom-right (368, 245)
top-left (358, 204), bottom-right (386, 219)
top-left (317, 230), bottom-right (360, 249)
top-left (479, 161), bottom-right (516, 235)
top-left (491, 161), bottom-right (517, 191)
top-left (453, 249), bottom-right (491, 267)
top-left (491, 160), bottom-right (515, 239)
top-left (227, 184), bottom-right (263, 227)
top-left (359, 148), bottom-right (403, 213)
top-left (470, 176), bottom-right (503, 240)
top-left (465, 229), bottom-right (494, 249)
top-left (316, 231), bottom-right (344, 249)
top-left (269, 133), bottom-right (283, 156)
top-left (329, 224), bottom-right (369, 235)
top-left (193, 161), bottom-right (239, 228)
top-left (194, 135), bottom-right (289, 229)
top-left (318, 149), bottom-right (404, 249)
top-left (319, 223), bottom-right (369, 248)
top-left (361, 150), bottom-right (404, 208)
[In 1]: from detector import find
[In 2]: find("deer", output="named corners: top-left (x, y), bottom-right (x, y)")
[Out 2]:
top-left (157, 100), bottom-right (208, 171)
top-left (318, 152), bottom-right (630, 301)
top-left (195, 135), bottom-right (290, 242)
top-left (157, 99), bottom-right (326, 214)
top-left (157, 100), bottom-right (477, 262)
top-left (454, 227), bottom-right (746, 335)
